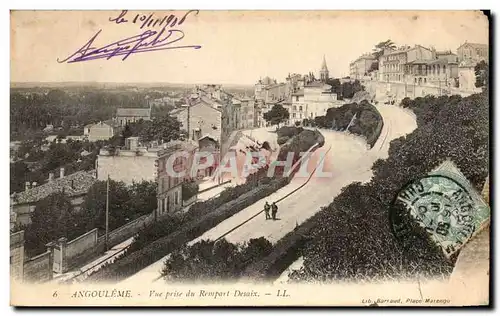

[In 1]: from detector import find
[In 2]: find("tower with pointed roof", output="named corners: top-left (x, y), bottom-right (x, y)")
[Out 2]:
top-left (320, 55), bottom-right (329, 82)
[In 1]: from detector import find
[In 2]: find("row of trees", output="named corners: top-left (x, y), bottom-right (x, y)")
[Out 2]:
top-left (23, 180), bottom-right (157, 257)
top-left (290, 90), bottom-right (489, 282)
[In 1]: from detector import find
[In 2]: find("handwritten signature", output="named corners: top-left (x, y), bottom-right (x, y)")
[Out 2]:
top-left (57, 27), bottom-right (201, 63)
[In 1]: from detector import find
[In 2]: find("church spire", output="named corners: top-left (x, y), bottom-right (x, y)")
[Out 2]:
top-left (321, 55), bottom-right (328, 71)
top-left (320, 54), bottom-right (329, 82)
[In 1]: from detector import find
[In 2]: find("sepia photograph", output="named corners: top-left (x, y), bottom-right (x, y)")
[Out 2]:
top-left (9, 9), bottom-right (490, 307)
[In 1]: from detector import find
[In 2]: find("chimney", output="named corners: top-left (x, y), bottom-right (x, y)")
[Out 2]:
top-left (60, 167), bottom-right (65, 178)
top-left (48, 173), bottom-right (54, 182)
top-left (25, 182), bottom-right (31, 191)
top-left (31, 182), bottom-right (37, 188)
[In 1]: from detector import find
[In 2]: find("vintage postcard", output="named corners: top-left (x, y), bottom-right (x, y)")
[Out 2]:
top-left (10, 10), bottom-right (490, 306)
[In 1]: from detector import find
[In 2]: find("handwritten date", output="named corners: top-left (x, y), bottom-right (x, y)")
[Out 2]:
top-left (109, 10), bottom-right (199, 29)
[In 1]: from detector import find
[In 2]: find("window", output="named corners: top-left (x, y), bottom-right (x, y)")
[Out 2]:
top-left (296, 96), bottom-right (299, 101)
top-left (299, 106), bottom-right (303, 111)
top-left (166, 196), bottom-right (170, 212)
top-left (175, 192), bottom-right (179, 205)
top-left (424, 78), bottom-right (427, 84)
top-left (293, 106), bottom-right (297, 111)
top-left (292, 113), bottom-right (296, 118)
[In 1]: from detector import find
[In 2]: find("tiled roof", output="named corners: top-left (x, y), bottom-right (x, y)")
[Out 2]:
top-left (12, 171), bottom-right (97, 205)
top-left (116, 108), bottom-right (151, 117)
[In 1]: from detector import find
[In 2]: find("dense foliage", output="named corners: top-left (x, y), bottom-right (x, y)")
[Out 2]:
top-left (276, 126), bottom-right (304, 145)
top-left (314, 100), bottom-right (383, 147)
top-left (10, 88), bottom-right (178, 141)
top-left (474, 60), bottom-right (489, 89)
top-left (182, 180), bottom-right (200, 201)
top-left (24, 192), bottom-right (80, 257)
top-left (325, 79), bottom-right (365, 100)
top-left (162, 238), bottom-right (273, 282)
top-left (22, 180), bottom-right (157, 257)
top-left (290, 91), bottom-right (489, 282)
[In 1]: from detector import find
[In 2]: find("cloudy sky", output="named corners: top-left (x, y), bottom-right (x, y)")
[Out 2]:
top-left (11, 10), bottom-right (488, 85)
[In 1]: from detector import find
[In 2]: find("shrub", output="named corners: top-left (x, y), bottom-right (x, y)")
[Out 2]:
top-left (276, 126), bottom-right (303, 139)
top-left (182, 180), bottom-right (199, 201)
top-left (316, 100), bottom-right (383, 148)
top-left (162, 237), bottom-right (273, 282)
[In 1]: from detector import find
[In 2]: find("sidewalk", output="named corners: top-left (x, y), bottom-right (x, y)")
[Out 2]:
top-left (50, 237), bottom-right (134, 284)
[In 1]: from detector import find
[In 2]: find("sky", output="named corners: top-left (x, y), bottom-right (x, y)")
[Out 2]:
top-left (10, 10), bottom-right (489, 85)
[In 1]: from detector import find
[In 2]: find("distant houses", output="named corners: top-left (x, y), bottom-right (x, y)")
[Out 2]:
top-left (116, 107), bottom-right (152, 126)
top-left (349, 41), bottom-right (488, 93)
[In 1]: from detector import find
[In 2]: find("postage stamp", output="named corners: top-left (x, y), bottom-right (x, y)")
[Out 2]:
top-left (390, 160), bottom-right (490, 258)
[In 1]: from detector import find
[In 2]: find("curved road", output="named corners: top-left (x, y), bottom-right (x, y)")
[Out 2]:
top-left (121, 105), bottom-right (417, 285)
top-left (275, 104), bottom-right (417, 283)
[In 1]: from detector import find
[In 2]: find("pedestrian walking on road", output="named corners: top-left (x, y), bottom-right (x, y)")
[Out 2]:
top-left (271, 202), bottom-right (278, 220)
top-left (264, 201), bottom-right (271, 220)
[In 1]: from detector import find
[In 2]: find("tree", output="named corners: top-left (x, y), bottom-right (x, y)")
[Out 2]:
top-left (78, 180), bottom-right (132, 233)
top-left (370, 39), bottom-right (397, 71)
top-left (24, 192), bottom-right (77, 256)
top-left (373, 39), bottom-right (396, 59)
top-left (325, 78), bottom-right (342, 97)
top-left (263, 104), bottom-right (290, 128)
top-left (182, 180), bottom-right (200, 201)
top-left (475, 60), bottom-right (489, 89)
top-left (10, 161), bottom-right (29, 193)
top-left (341, 80), bottom-right (364, 99)
top-left (127, 180), bottom-right (158, 216)
top-left (139, 115), bottom-right (181, 143)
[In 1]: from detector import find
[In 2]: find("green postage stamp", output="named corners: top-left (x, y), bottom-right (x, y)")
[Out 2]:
top-left (391, 160), bottom-right (490, 258)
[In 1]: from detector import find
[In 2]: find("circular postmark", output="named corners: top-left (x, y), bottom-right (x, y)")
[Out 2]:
top-left (390, 175), bottom-right (477, 258)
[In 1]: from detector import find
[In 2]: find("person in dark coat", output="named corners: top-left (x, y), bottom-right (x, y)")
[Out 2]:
top-left (271, 202), bottom-right (278, 220)
top-left (264, 202), bottom-right (271, 220)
